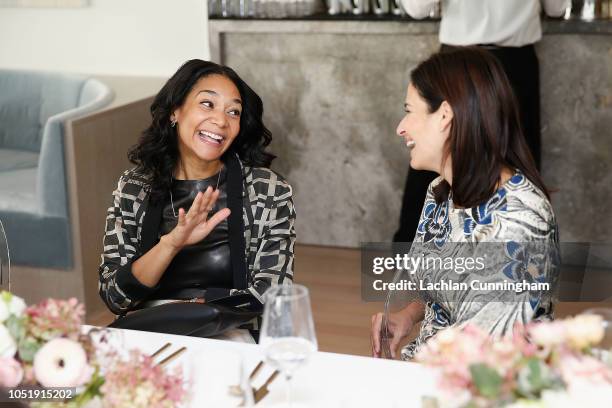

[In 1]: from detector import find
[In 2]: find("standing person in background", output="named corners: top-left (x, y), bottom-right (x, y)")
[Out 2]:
top-left (393, 0), bottom-right (569, 243)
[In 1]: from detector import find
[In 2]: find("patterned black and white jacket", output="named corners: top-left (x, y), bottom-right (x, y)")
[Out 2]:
top-left (98, 159), bottom-right (295, 316)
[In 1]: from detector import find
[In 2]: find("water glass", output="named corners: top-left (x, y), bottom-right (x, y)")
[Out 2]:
top-left (260, 284), bottom-right (318, 407)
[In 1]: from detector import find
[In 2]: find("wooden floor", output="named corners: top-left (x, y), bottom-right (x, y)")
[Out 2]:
top-left (89, 244), bottom-right (608, 357)
top-left (292, 245), bottom-right (383, 356)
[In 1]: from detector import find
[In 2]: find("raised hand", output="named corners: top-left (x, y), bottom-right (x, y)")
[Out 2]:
top-left (165, 186), bottom-right (231, 250)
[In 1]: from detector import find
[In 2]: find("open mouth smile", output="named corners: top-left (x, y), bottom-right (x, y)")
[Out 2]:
top-left (198, 130), bottom-right (226, 146)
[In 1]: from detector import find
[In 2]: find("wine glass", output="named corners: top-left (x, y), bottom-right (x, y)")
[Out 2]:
top-left (260, 284), bottom-right (318, 407)
top-left (0, 219), bottom-right (10, 293)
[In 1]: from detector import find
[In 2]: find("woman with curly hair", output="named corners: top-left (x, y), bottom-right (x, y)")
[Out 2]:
top-left (98, 60), bottom-right (295, 340)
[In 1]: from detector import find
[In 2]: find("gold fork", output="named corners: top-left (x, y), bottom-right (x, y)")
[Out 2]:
top-left (228, 361), bottom-right (264, 397)
top-left (150, 342), bottom-right (187, 367)
top-left (230, 360), bottom-right (280, 406)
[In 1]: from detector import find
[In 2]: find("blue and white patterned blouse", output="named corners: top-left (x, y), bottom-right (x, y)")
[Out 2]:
top-left (401, 171), bottom-right (559, 360)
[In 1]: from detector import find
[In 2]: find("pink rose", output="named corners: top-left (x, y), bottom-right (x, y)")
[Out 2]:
top-left (0, 356), bottom-right (24, 388)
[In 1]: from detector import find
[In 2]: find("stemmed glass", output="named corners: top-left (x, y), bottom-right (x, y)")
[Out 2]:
top-left (260, 284), bottom-right (318, 407)
top-left (0, 219), bottom-right (10, 293)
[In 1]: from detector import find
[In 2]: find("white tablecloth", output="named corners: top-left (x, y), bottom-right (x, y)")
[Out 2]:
top-left (84, 326), bottom-right (436, 407)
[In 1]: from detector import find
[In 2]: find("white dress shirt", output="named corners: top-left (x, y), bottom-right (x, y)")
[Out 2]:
top-left (400, 0), bottom-right (570, 46)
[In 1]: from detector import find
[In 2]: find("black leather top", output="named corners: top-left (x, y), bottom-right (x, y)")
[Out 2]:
top-left (154, 167), bottom-right (233, 299)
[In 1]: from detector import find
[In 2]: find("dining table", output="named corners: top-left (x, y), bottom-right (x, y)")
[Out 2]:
top-left (84, 325), bottom-right (437, 407)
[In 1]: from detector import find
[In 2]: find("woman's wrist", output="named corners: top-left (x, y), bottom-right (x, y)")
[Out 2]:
top-left (159, 234), bottom-right (182, 256)
top-left (402, 302), bottom-right (424, 329)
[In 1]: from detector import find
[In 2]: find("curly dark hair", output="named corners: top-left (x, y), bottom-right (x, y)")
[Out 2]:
top-left (128, 59), bottom-right (275, 202)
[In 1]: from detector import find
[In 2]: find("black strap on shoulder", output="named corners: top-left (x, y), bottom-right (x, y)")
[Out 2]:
top-left (140, 196), bottom-right (164, 255)
top-left (225, 154), bottom-right (249, 290)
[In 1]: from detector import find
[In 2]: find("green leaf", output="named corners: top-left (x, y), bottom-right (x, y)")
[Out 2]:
top-left (526, 358), bottom-right (544, 388)
top-left (516, 357), bottom-right (557, 398)
top-left (72, 367), bottom-right (105, 406)
top-left (18, 337), bottom-right (41, 362)
top-left (5, 315), bottom-right (26, 342)
top-left (469, 363), bottom-right (503, 399)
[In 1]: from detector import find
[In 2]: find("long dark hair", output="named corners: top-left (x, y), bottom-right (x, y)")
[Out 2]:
top-left (128, 59), bottom-right (275, 202)
top-left (410, 47), bottom-right (548, 207)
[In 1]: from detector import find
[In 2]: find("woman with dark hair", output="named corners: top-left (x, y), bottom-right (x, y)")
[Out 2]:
top-left (371, 47), bottom-right (559, 359)
top-left (98, 60), bottom-right (295, 341)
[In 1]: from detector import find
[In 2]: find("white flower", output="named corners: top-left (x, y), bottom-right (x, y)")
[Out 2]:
top-left (437, 327), bottom-right (460, 345)
top-left (566, 314), bottom-right (605, 349)
top-left (529, 321), bottom-right (566, 347)
top-left (34, 338), bottom-right (90, 388)
top-left (0, 291), bottom-right (26, 322)
top-left (0, 323), bottom-right (16, 358)
top-left (0, 298), bottom-right (8, 323)
top-left (133, 382), bottom-right (157, 407)
top-left (8, 295), bottom-right (26, 317)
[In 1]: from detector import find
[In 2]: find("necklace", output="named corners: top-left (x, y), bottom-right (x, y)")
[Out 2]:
top-left (169, 165), bottom-right (223, 218)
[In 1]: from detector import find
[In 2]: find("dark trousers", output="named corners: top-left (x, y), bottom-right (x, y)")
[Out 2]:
top-left (393, 44), bottom-right (541, 242)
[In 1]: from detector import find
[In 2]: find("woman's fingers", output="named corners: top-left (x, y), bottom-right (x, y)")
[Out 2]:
top-left (197, 186), bottom-right (213, 214)
top-left (371, 313), bottom-right (383, 357)
top-left (177, 207), bottom-right (186, 226)
top-left (185, 187), bottom-right (215, 224)
top-left (186, 191), bottom-right (203, 220)
top-left (202, 188), bottom-right (220, 215)
top-left (389, 332), bottom-right (402, 359)
top-left (187, 208), bottom-right (230, 244)
top-left (206, 208), bottom-right (231, 231)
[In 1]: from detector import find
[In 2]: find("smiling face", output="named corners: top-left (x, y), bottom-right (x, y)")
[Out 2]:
top-left (171, 74), bottom-right (242, 166)
top-left (396, 83), bottom-right (452, 173)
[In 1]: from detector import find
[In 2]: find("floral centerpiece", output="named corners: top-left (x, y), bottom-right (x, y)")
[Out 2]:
top-left (0, 291), bottom-right (187, 407)
top-left (417, 315), bottom-right (612, 407)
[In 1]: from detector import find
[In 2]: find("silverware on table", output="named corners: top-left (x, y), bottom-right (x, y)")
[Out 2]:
top-left (150, 342), bottom-right (187, 367)
top-left (230, 360), bottom-right (281, 406)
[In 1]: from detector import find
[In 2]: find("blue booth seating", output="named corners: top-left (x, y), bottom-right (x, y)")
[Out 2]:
top-left (0, 69), bottom-right (113, 268)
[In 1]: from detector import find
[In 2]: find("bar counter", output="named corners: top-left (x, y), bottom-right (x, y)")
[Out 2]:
top-left (209, 17), bottom-right (612, 247)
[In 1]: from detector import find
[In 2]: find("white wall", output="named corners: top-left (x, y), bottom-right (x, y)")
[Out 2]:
top-left (0, 0), bottom-right (209, 77)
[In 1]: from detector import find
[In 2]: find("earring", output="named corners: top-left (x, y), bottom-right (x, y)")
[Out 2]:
top-left (170, 119), bottom-right (177, 127)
